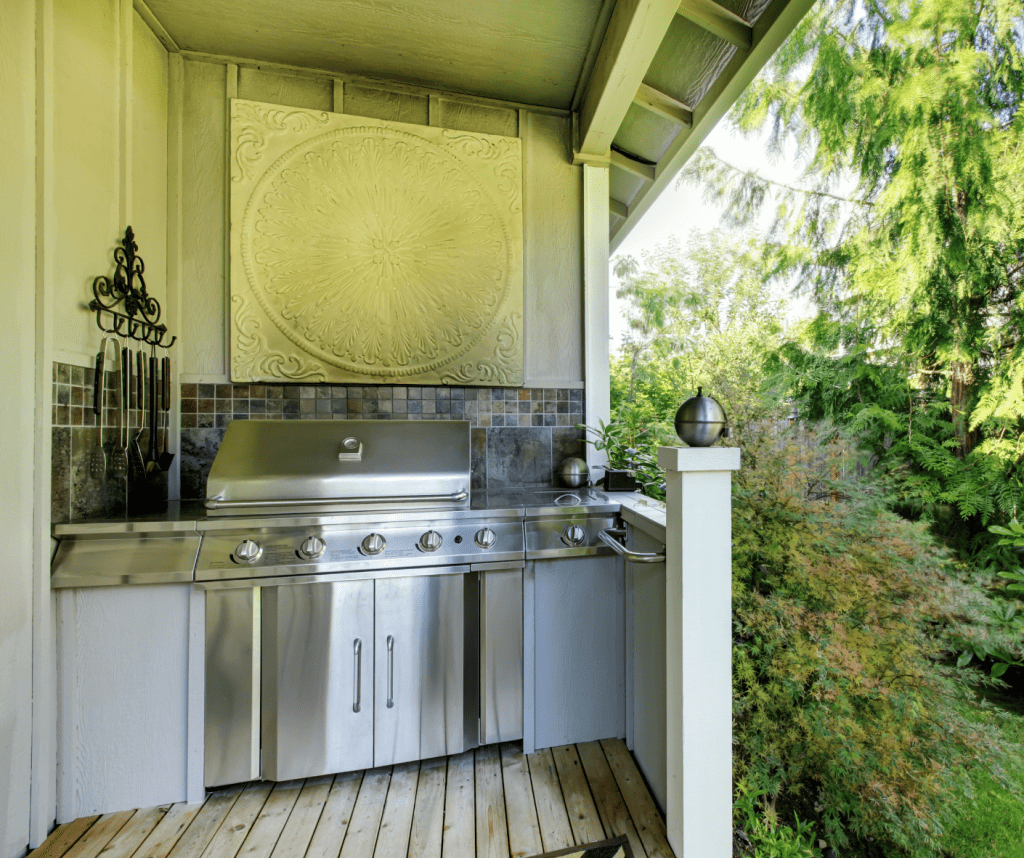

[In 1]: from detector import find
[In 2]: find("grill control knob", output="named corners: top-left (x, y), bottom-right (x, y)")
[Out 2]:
top-left (418, 531), bottom-right (443, 552)
top-left (297, 535), bottom-right (326, 560)
top-left (360, 533), bottom-right (386, 556)
top-left (475, 528), bottom-right (497, 549)
top-left (234, 539), bottom-right (263, 564)
top-left (562, 525), bottom-right (586, 547)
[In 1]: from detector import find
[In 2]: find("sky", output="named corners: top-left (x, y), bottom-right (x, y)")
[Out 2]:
top-left (607, 119), bottom-right (811, 348)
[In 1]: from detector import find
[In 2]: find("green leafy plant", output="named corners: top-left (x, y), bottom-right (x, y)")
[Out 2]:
top-left (731, 422), bottom-right (1020, 857)
top-left (734, 778), bottom-right (821, 858)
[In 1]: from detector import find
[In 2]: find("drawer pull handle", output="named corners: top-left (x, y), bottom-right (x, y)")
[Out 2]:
top-left (386, 635), bottom-right (395, 708)
top-left (598, 529), bottom-right (665, 563)
top-left (353, 639), bottom-right (362, 713)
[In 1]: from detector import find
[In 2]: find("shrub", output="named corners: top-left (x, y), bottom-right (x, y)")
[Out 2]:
top-left (731, 422), bottom-right (1019, 856)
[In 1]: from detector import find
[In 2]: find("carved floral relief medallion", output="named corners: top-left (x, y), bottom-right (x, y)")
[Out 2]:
top-left (229, 99), bottom-right (524, 385)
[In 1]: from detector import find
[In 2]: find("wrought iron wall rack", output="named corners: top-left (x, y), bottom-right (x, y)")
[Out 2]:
top-left (89, 226), bottom-right (176, 348)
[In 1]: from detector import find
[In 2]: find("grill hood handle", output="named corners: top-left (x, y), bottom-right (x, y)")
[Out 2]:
top-left (204, 490), bottom-right (469, 511)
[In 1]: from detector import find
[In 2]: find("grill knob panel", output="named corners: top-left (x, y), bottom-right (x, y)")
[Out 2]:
top-left (561, 525), bottom-right (586, 547)
top-left (297, 535), bottom-right (326, 560)
top-left (418, 531), bottom-right (443, 552)
top-left (475, 528), bottom-right (497, 549)
top-left (234, 539), bottom-right (263, 564)
top-left (360, 533), bottom-right (386, 556)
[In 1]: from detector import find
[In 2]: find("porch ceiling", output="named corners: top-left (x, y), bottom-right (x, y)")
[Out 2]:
top-left (139, 0), bottom-right (813, 250)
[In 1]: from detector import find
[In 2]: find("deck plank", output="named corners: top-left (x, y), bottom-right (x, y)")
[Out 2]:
top-left (95, 806), bottom-right (169, 858)
top-left (551, 745), bottom-right (605, 846)
top-left (236, 780), bottom-right (303, 858)
top-left (338, 768), bottom-right (391, 858)
top-left (441, 750), bottom-right (476, 858)
top-left (407, 757), bottom-right (446, 858)
top-left (499, 744), bottom-right (542, 858)
top-left (576, 742), bottom-right (647, 858)
top-left (62, 811), bottom-right (134, 858)
top-left (269, 775), bottom-right (334, 858)
top-left (374, 762), bottom-right (420, 858)
top-left (305, 771), bottom-right (363, 858)
top-left (526, 749), bottom-right (573, 853)
top-left (134, 804), bottom-right (204, 858)
top-left (474, 745), bottom-right (509, 858)
top-left (600, 739), bottom-right (673, 858)
top-left (29, 815), bottom-right (100, 858)
top-left (165, 788), bottom-right (244, 858)
top-left (199, 783), bottom-right (274, 858)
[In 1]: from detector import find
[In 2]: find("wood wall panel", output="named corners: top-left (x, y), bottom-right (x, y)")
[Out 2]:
top-left (181, 62), bottom-right (229, 378)
top-left (132, 10), bottom-right (170, 313)
top-left (343, 83), bottom-right (429, 125)
top-left (523, 112), bottom-right (583, 385)
top-left (0, 0), bottom-right (38, 852)
top-left (180, 62), bottom-right (584, 384)
top-left (52, 0), bottom-right (121, 363)
top-left (56, 585), bottom-right (191, 822)
top-left (434, 98), bottom-right (518, 137)
top-left (237, 68), bottom-right (332, 111)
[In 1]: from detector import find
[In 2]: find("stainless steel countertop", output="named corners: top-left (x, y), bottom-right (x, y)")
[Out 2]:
top-left (51, 489), bottom-right (666, 588)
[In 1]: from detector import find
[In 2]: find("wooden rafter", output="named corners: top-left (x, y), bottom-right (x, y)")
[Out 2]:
top-left (611, 0), bottom-right (816, 251)
top-left (610, 197), bottom-right (629, 220)
top-left (576, 0), bottom-right (682, 159)
top-left (633, 82), bottom-right (693, 128)
top-left (610, 149), bottom-right (656, 182)
top-left (676, 0), bottom-right (753, 50)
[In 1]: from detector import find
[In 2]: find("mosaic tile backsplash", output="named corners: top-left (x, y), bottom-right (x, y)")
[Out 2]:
top-left (52, 362), bottom-right (587, 519)
top-left (179, 384), bottom-right (586, 500)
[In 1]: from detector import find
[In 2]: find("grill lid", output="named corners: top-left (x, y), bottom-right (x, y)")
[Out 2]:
top-left (205, 419), bottom-right (470, 516)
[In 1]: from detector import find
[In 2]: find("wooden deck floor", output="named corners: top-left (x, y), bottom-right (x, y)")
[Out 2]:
top-left (32, 740), bottom-right (674, 858)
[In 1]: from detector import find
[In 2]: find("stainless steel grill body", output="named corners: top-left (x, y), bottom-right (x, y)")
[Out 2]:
top-left (198, 419), bottom-right (517, 787)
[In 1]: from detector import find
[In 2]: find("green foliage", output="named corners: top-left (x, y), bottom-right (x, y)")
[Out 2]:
top-left (943, 702), bottom-right (1024, 858)
top-left (577, 408), bottom-right (671, 499)
top-left (610, 230), bottom-right (789, 448)
top-left (681, 0), bottom-right (1024, 556)
top-left (731, 421), bottom-right (1020, 857)
top-left (734, 779), bottom-right (821, 858)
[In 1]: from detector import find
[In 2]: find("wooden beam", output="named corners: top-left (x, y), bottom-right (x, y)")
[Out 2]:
top-left (577, 0), bottom-right (682, 157)
top-left (610, 197), bottom-right (629, 220)
top-left (634, 82), bottom-right (693, 127)
top-left (610, 149), bottom-right (656, 183)
top-left (676, 0), bottom-right (753, 50)
top-left (611, 0), bottom-right (815, 252)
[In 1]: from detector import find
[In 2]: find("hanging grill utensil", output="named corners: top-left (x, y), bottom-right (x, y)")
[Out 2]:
top-left (89, 345), bottom-right (106, 479)
top-left (159, 350), bottom-right (174, 471)
top-left (111, 341), bottom-right (130, 479)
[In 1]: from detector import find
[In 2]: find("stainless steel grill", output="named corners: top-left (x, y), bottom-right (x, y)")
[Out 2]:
top-left (196, 418), bottom-right (524, 788)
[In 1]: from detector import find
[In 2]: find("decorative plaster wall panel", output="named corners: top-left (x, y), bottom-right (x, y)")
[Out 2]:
top-left (229, 99), bottom-right (524, 385)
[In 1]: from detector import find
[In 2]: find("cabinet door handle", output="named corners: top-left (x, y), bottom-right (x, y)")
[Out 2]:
top-left (386, 635), bottom-right (395, 708)
top-left (353, 639), bottom-right (362, 713)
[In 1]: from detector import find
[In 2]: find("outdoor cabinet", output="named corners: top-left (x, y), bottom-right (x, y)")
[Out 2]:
top-left (260, 573), bottom-right (465, 780)
top-left (530, 553), bottom-right (626, 749)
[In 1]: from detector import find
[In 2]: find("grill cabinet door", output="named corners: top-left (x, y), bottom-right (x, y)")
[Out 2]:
top-left (374, 573), bottom-right (465, 766)
top-left (262, 580), bottom-right (374, 779)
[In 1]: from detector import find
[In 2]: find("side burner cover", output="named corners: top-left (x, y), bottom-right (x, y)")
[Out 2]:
top-left (205, 419), bottom-right (470, 515)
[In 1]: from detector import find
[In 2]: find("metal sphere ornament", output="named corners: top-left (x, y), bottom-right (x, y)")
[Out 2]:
top-left (673, 387), bottom-right (731, 447)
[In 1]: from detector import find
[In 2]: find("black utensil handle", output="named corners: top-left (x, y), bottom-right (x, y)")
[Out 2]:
top-left (121, 347), bottom-right (130, 412)
top-left (149, 355), bottom-right (158, 459)
top-left (162, 355), bottom-right (170, 411)
top-left (136, 351), bottom-right (144, 411)
top-left (92, 352), bottom-right (103, 415)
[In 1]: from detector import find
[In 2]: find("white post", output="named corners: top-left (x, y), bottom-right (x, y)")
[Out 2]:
top-left (658, 446), bottom-right (741, 858)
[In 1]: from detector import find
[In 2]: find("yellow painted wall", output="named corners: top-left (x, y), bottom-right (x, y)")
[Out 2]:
top-left (0, 0), bottom-right (37, 852)
top-left (179, 63), bottom-right (585, 386)
top-left (51, 0), bottom-right (170, 368)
